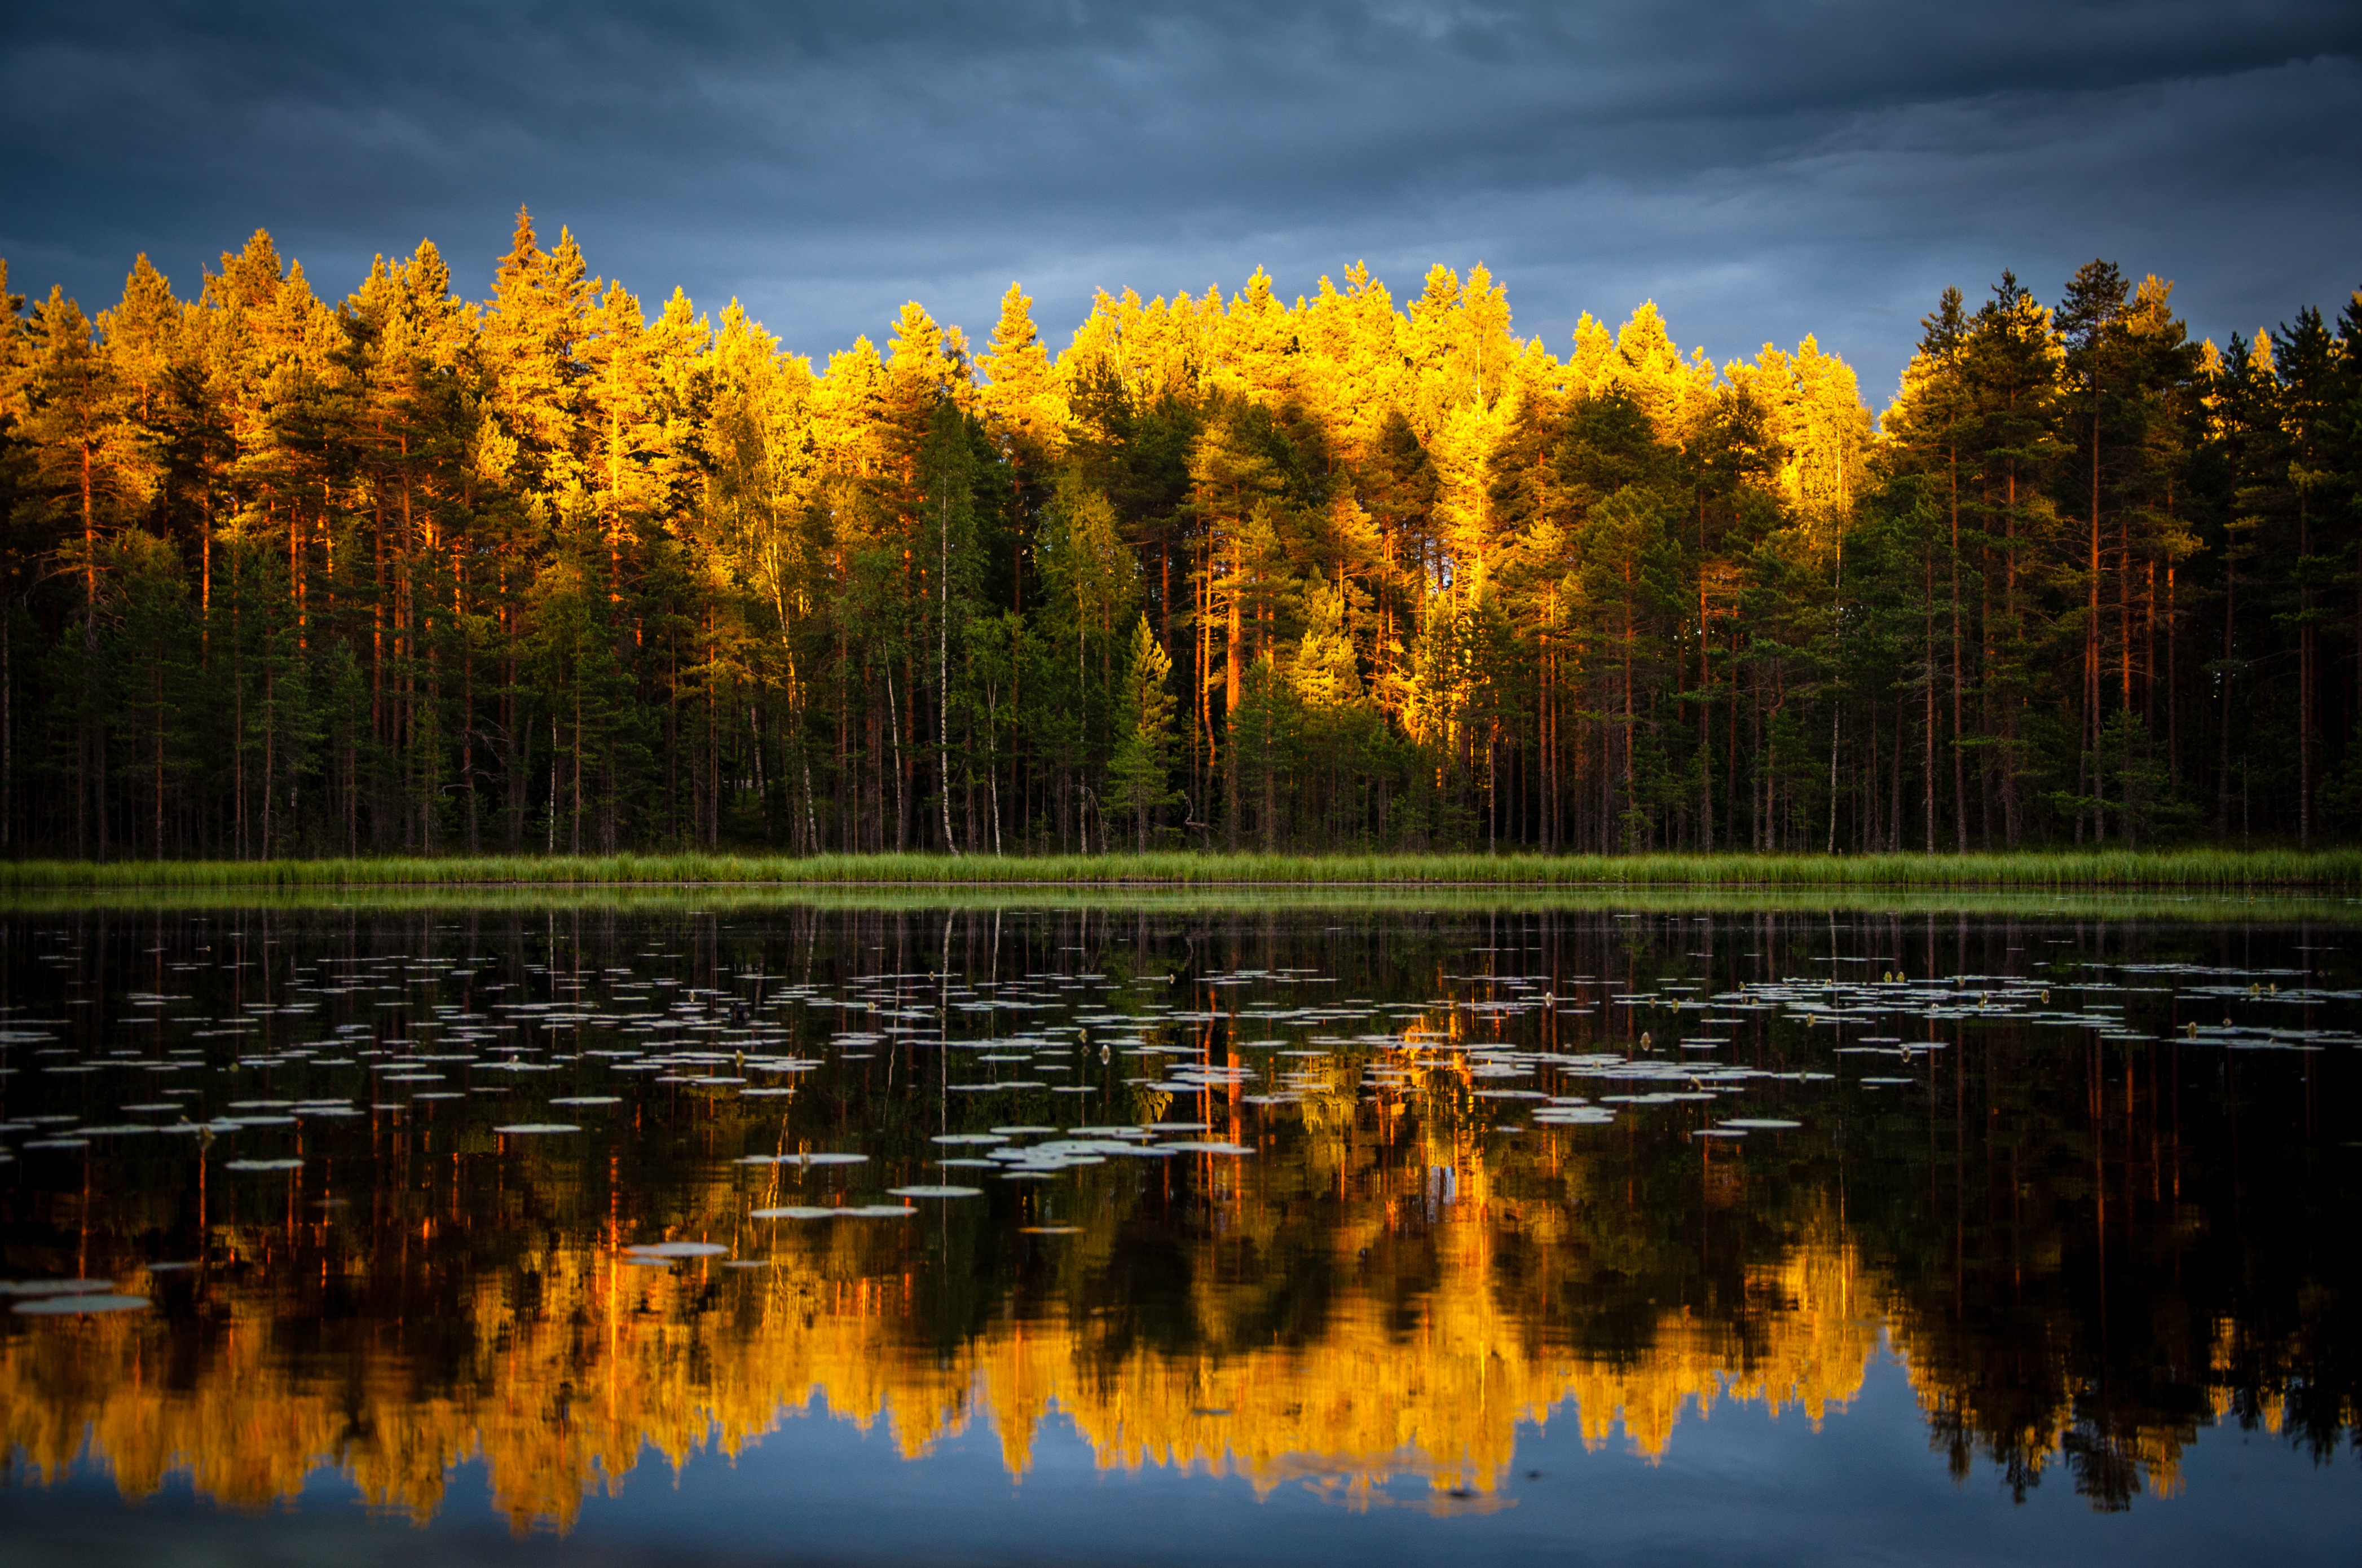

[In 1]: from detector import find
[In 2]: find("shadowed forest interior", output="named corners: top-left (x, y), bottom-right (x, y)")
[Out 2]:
top-left (3, 215), bottom-right (2359, 859)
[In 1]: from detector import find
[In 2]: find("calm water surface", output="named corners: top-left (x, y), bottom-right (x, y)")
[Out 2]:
top-left (1, 898), bottom-right (2356, 1567)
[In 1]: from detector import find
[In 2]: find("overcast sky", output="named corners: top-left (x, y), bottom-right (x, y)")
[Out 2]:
top-left (4, 1), bottom-right (2357, 405)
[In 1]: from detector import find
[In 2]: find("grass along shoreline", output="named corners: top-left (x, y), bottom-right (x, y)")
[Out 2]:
top-left (2, 849), bottom-right (2360, 890)
top-left (2, 883), bottom-right (2355, 925)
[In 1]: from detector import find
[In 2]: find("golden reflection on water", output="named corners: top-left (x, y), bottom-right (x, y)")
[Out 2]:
top-left (0, 1066), bottom-right (2309, 1530)
top-left (3, 904), bottom-right (2350, 1533)
top-left (2, 1196), bottom-right (1883, 1530)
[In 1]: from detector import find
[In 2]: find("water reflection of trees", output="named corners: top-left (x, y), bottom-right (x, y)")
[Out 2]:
top-left (0, 906), bottom-right (2353, 1529)
top-left (1865, 1025), bottom-right (2360, 1509)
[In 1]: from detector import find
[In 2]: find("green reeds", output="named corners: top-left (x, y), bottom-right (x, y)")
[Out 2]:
top-left (2, 882), bottom-right (2355, 925)
top-left (3, 847), bottom-right (2360, 889)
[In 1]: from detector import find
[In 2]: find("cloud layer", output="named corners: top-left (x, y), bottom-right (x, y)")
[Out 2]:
top-left (5, 1), bottom-right (2357, 399)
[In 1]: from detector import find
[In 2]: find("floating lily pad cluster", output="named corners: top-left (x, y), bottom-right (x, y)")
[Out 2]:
top-left (3, 918), bottom-right (2350, 1280)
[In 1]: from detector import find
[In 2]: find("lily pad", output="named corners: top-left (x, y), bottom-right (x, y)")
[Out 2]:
top-left (623, 1241), bottom-right (729, 1259)
top-left (13, 1293), bottom-right (150, 1315)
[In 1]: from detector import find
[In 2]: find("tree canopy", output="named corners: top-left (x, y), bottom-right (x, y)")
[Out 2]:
top-left (1, 221), bottom-right (2356, 856)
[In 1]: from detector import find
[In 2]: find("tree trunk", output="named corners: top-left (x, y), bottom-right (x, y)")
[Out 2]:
top-left (1924, 535), bottom-right (1936, 853)
top-left (1949, 444), bottom-right (1967, 851)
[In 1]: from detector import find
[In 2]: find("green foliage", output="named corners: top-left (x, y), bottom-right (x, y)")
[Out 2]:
top-left (1108, 615), bottom-right (1180, 850)
top-left (0, 230), bottom-right (2357, 862)
top-left (3, 847), bottom-right (2360, 890)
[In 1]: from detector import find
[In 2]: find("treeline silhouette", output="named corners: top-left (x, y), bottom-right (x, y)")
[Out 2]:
top-left (1, 214), bottom-right (2356, 857)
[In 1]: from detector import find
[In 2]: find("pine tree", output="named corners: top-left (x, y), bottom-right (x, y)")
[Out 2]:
top-left (1109, 613), bottom-right (1180, 850)
top-left (1964, 272), bottom-right (2064, 846)
top-left (8, 228), bottom-right (2355, 858)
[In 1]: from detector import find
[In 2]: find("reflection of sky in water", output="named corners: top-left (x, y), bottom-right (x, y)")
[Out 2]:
top-left (11, 1364), bottom-right (2359, 1568)
top-left (1, 903), bottom-right (2357, 1563)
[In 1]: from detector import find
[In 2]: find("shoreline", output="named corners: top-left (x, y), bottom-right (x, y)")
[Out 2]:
top-left (5, 848), bottom-right (2360, 891)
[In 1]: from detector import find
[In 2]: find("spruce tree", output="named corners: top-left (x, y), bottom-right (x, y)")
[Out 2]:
top-left (1108, 613), bottom-right (1179, 851)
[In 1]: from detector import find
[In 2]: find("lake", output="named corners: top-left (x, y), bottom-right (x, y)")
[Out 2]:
top-left (1, 894), bottom-right (2356, 1567)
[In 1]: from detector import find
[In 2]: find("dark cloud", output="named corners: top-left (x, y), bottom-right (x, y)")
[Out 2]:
top-left (3, 1), bottom-right (2357, 400)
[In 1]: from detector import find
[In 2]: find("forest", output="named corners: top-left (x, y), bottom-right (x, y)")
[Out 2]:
top-left (1, 212), bottom-right (2357, 859)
